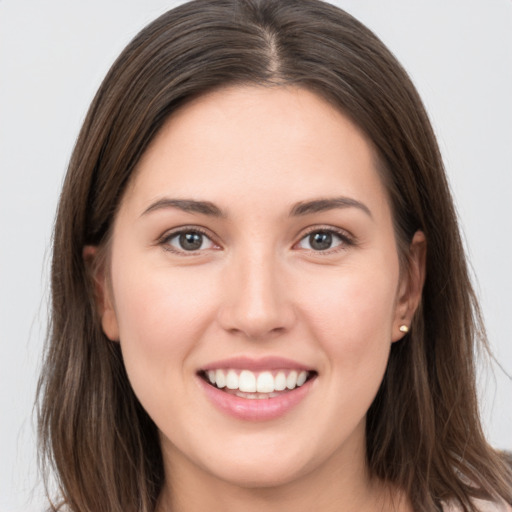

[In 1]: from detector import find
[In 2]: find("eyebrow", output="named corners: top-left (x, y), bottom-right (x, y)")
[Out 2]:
top-left (290, 197), bottom-right (372, 218)
top-left (141, 198), bottom-right (225, 217)
top-left (141, 196), bottom-right (372, 219)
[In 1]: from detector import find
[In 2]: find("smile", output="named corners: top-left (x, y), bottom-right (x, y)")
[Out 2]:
top-left (200, 369), bottom-right (315, 398)
top-left (197, 358), bottom-right (318, 421)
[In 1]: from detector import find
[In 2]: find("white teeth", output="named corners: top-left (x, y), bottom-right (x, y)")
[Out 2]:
top-left (239, 370), bottom-right (256, 392)
top-left (205, 368), bottom-right (312, 394)
top-left (226, 370), bottom-right (238, 390)
top-left (297, 370), bottom-right (308, 387)
top-left (274, 371), bottom-right (287, 391)
top-left (256, 371), bottom-right (274, 393)
top-left (215, 369), bottom-right (226, 388)
top-left (286, 371), bottom-right (298, 389)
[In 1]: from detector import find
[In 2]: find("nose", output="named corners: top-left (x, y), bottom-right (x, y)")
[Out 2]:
top-left (217, 250), bottom-right (296, 341)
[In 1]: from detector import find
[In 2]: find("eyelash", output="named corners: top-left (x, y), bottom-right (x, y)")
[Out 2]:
top-left (158, 226), bottom-right (219, 255)
top-left (295, 226), bottom-right (355, 254)
top-left (158, 225), bottom-right (355, 255)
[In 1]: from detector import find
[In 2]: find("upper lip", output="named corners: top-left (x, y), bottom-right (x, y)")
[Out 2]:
top-left (200, 356), bottom-right (314, 372)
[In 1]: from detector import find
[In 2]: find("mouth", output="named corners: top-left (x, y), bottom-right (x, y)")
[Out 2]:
top-left (198, 368), bottom-right (317, 400)
top-left (197, 356), bottom-right (318, 420)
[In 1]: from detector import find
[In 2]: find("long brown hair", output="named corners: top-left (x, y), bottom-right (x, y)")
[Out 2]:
top-left (37, 1), bottom-right (512, 511)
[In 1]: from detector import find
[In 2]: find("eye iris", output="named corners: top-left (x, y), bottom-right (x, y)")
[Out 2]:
top-left (179, 232), bottom-right (203, 250)
top-left (309, 231), bottom-right (332, 250)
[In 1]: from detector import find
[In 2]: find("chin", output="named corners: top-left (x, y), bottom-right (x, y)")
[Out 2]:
top-left (214, 461), bottom-right (308, 490)
top-left (197, 441), bottom-right (318, 490)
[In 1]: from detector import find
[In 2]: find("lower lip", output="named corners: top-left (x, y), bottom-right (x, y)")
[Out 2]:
top-left (198, 376), bottom-right (315, 421)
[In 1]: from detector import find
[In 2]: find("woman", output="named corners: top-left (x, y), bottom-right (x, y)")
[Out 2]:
top-left (37, 0), bottom-right (512, 511)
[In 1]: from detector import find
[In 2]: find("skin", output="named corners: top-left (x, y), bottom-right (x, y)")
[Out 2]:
top-left (90, 86), bottom-right (425, 512)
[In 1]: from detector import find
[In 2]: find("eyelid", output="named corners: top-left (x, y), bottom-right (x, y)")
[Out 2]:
top-left (158, 225), bottom-right (222, 255)
top-left (294, 225), bottom-right (356, 252)
top-left (156, 224), bottom-right (355, 255)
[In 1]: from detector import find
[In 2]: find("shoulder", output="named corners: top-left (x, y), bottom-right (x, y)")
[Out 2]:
top-left (442, 498), bottom-right (512, 512)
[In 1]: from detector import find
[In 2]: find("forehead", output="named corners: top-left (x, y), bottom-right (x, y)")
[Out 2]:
top-left (121, 85), bottom-right (390, 218)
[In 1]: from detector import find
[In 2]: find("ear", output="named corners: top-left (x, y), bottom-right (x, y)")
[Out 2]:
top-left (392, 230), bottom-right (426, 342)
top-left (83, 245), bottom-right (119, 341)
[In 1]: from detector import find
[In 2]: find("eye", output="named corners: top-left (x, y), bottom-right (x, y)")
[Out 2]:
top-left (162, 229), bottom-right (218, 253)
top-left (296, 229), bottom-right (350, 252)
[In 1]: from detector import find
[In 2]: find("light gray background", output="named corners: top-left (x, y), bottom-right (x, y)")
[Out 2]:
top-left (1, 1), bottom-right (511, 511)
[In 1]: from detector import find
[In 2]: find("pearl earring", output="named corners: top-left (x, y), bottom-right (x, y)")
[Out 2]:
top-left (399, 325), bottom-right (409, 334)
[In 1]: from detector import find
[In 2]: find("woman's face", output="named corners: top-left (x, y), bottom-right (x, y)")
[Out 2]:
top-left (98, 86), bottom-right (423, 491)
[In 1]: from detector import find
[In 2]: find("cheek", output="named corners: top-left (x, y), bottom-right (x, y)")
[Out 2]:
top-left (109, 257), bottom-right (226, 439)
top-left (297, 252), bottom-right (399, 372)
top-left (110, 255), bottom-right (219, 390)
